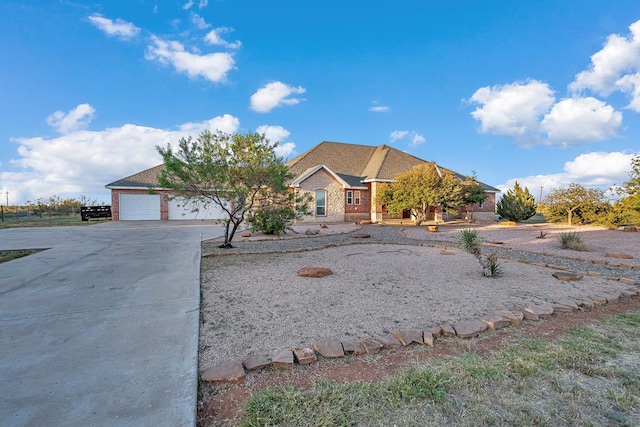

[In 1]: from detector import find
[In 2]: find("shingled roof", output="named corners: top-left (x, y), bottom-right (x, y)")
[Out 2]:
top-left (105, 165), bottom-right (166, 189)
top-left (106, 141), bottom-right (500, 192)
top-left (286, 141), bottom-right (499, 192)
top-left (287, 141), bottom-right (426, 181)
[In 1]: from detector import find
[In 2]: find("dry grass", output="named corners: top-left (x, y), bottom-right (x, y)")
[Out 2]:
top-left (240, 309), bottom-right (640, 426)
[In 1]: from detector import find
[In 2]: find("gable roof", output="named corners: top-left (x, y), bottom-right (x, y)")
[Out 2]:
top-left (105, 165), bottom-right (166, 189)
top-left (106, 142), bottom-right (500, 193)
top-left (287, 141), bottom-right (426, 181)
top-left (286, 141), bottom-right (500, 192)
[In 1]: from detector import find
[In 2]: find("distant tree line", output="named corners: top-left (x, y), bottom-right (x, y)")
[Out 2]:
top-left (22, 195), bottom-right (103, 218)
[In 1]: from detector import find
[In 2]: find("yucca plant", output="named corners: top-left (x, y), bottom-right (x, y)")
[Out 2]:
top-left (458, 228), bottom-right (502, 277)
top-left (559, 232), bottom-right (588, 251)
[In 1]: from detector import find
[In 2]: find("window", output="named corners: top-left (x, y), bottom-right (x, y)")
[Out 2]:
top-left (478, 201), bottom-right (484, 209)
top-left (346, 190), bottom-right (353, 205)
top-left (315, 190), bottom-right (326, 216)
top-left (354, 190), bottom-right (361, 205)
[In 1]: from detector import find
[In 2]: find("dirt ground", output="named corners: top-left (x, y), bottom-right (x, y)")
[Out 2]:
top-left (197, 223), bottom-right (640, 426)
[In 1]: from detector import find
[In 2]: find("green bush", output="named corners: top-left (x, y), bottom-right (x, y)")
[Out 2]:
top-left (559, 232), bottom-right (588, 251)
top-left (246, 206), bottom-right (295, 235)
top-left (496, 182), bottom-right (536, 222)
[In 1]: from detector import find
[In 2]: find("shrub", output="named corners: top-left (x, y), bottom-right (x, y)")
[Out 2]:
top-left (496, 182), bottom-right (536, 222)
top-left (458, 228), bottom-right (501, 277)
top-left (559, 232), bottom-right (588, 251)
top-left (246, 206), bottom-right (295, 235)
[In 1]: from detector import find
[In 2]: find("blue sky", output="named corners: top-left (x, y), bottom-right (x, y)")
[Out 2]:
top-left (1, 0), bottom-right (640, 205)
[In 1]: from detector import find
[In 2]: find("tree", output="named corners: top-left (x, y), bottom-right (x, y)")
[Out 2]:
top-left (462, 172), bottom-right (488, 222)
top-left (618, 154), bottom-right (640, 210)
top-left (496, 181), bottom-right (536, 222)
top-left (157, 130), bottom-right (294, 248)
top-left (541, 183), bottom-right (606, 225)
top-left (376, 163), bottom-right (464, 225)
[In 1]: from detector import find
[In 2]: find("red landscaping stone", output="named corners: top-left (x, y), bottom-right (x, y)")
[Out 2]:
top-left (554, 299), bottom-right (581, 311)
top-left (321, 224), bottom-right (328, 229)
top-left (242, 354), bottom-right (271, 371)
top-left (577, 297), bottom-right (595, 309)
top-left (619, 278), bottom-right (637, 286)
top-left (481, 314), bottom-right (511, 330)
top-left (493, 309), bottom-right (523, 326)
top-left (620, 289), bottom-right (637, 298)
top-left (423, 326), bottom-right (442, 338)
top-left (524, 304), bottom-right (554, 320)
top-left (272, 350), bottom-right (294, 370)
top-left (360, 338), bottom-right (384, 354)
top-left (392, 330), bottom-right (424, 346)
top-left (552, 272), bottom-right (583, 281)
top-left (427, 225), bottom-right (439, 232)
top-left (595, 291), bottom-right (621, 303)
top-left (293, 347), bottom-right (317, 365)
top-left (440, 324), bottom-right (456, 337)
top-left (201, 361), bottom-right (245, 384)
top-left (342, 341), bottom-right (367, 356)
top-left (622, 226), bottom-right (637, 232)
top-left (590, 295), bottom-right (608, 306)
top-left (313, 340), bottom-right (345, 358)
top-left (297, 266), bottom-right (333, 278)
top-left (376, 335), bottom-right (402, 350)
top-left (453, 320), bottom-right (487, 339)
top-left (605, 253), bottom-right (634, 259)
top-left (240, 231), bottom-right (251, 238)
top-left (423, 332), bottom-right (435, 346)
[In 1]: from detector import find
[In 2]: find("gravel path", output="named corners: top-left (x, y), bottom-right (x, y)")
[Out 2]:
top-left (199, 224), bottom-right (640, 369)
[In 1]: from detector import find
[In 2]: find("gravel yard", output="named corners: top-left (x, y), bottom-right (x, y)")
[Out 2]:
top-left (199, 223), bottom-right (639, 370)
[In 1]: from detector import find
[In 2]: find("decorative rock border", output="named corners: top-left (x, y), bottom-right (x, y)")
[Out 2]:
top-left (201, 283), bottom-right (640, 384)
top-left (201, 227), bottom-right (640, 384)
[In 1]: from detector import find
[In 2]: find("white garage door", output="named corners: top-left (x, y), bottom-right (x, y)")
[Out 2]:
top-left (168, 197), bottom-right (225, 220)
top-left (119, 194), bottom-right (161, 220)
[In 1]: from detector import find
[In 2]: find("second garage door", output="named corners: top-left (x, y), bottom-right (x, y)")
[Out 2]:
top-left (168, 197), bottom-right (226, 220)
top-left (119, 194), bottom-right (161, 220)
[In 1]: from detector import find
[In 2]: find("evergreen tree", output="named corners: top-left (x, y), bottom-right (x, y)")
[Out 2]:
top-left (496, 181), bottom-right (536, 222)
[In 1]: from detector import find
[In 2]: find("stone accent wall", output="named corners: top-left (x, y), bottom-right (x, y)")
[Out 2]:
top-left (296, 169), bottom-right (345, 222)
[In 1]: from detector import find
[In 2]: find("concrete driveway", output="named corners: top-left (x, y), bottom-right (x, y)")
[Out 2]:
top-left (0, 221), bottom-right (221, 426)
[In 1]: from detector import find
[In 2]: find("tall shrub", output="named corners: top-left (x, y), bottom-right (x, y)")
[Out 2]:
top-left (496, 182), bottom-right (536, 222)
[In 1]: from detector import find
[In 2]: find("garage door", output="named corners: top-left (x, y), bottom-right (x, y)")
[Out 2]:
top-left (168, 197), bottom-right (225, 220)
top-left (119, 194), bottom-right (161, 220)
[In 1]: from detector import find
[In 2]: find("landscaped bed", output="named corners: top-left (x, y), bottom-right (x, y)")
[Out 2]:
top-left (197, 222), bottom-right (640, 425)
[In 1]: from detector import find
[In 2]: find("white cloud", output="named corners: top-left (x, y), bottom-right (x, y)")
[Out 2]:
top-left (389, 130), bottom-right (425, 147)
top-left (179, 113), bottom-right (240, 133)
top-left (540, 97), bottom-right (622, 145)
top-left (498, 151), bottom-right (637, 200)
top-left (199, 0), bottom-right (208, 9)
top-left (570, 20), bottom-right (640, 112)
top-left (46, 103), bottom-right (96, 134)
top-left (250, 81), bottom-right (306, 113)
top-left (3, 113), bottom-right (242, 204)
top-left (145, 36), bottom-right (235, 83)
top-left (469, 80), bottom-right (555, 137)
top-left (191, 13), bottom-right (210, 30)
top-left (369, 102), bottom-right (390, 113)
top-left (410, 133), bottom-right (426, 147)
top-left (88, 14), bottom-right (140, 40)
top-left (256, 125), bottom-right (295, 158)
top-left (182, 0), bottom-right (194, 10)
top-left (204, 27), bottom-right (242, 49)
top-left (389, 130), bottom-right (409, 142)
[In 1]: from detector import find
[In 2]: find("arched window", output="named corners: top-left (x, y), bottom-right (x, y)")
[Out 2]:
top-left (315, 190), bottom-right (326, 216)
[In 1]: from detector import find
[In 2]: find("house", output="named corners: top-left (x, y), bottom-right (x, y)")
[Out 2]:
top-left (105, 165), bottom-right (227, 221)
top-left (106, 141), bottom-right (499, 222)
top-left (287, 141), bottom-right (499, 223)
